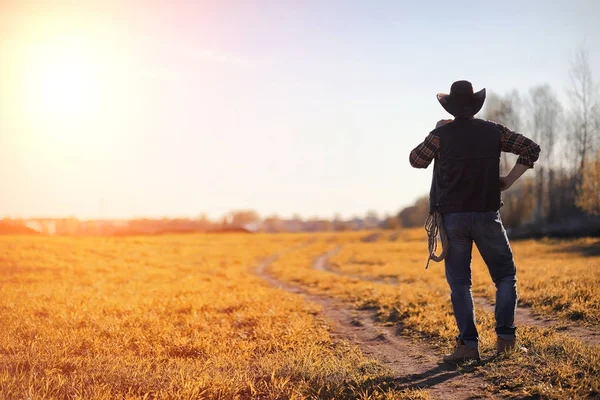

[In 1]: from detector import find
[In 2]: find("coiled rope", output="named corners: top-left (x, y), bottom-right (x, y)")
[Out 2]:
top-left (424, 211), bottom-right (449, 269)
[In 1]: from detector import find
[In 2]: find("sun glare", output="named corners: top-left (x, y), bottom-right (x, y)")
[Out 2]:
top-left (24, 38), bottom-right (101, 118)
top-left (38, 54), bottom-right (95, 115)
top-left (10, 27), bottom-right (129, 151)
top-left (6, 14), bottom-right (136, 156)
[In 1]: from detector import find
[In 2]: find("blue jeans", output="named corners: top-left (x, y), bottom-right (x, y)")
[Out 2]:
top-left (443, 211), bottom-right (517, 349)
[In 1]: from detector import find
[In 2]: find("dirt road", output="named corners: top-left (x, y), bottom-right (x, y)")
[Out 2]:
top-left (256, 253), bottom-right (500, 400)
top-left (312, 246), bottom-right (600, 346)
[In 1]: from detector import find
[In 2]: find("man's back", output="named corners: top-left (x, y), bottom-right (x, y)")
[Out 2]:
top-left (432, 118), bottom-right (502, 213)
top-left (410, 118), bottom-right (541, 214)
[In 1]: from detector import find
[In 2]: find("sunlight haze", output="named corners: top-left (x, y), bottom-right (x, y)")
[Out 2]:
top-left (1, 0), bottom-right (599, 219)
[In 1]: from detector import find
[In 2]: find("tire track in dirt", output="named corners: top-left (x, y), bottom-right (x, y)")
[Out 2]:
top-left (256, 254), bottom-right (500, 400)
top-left (314, 247), bottom-right (600, 346)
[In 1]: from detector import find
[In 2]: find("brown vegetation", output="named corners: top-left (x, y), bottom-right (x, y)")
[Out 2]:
top-left (1, 230), bottom-right (598, 398)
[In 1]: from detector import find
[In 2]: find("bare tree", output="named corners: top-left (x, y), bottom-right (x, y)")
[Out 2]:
top-left (263, 214), bottom-right (284, 232)
top-left (482, 90), bottom-right (528, 223)
top-left (527, 84), bottom-right (563, 222)
top-left (227, 210), bottom-right (260, 228)
top-left (397, 196), bottom-right (429, 228)
top-left (576, 150), bottom-right (600, 215)
top-left (567, 47), bottom-right (599, 177)
top-left (364, 210), bottom-right (380, 229)
top-left (482, 90), bottom-right (523, 174)
top-left (485, 90), bottom-right (523, 129)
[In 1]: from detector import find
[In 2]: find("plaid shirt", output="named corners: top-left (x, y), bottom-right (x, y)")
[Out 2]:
top-left (409, 122), bottom-right (541, 169)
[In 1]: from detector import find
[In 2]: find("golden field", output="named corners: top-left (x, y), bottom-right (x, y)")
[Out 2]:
top-left (0, 230), bottom-right (599, 399)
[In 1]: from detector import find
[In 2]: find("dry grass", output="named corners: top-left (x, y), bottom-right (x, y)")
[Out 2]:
top-left (326, 231), bottom-right (600, 327)
top-left (488, 237), bottom-right (600, 326)
top-left (0, 234), bottom-right (426, 399)
top-left (268, 229), bottom-right (600, 399)
top-left (1, 230), bottom-right (598, 399)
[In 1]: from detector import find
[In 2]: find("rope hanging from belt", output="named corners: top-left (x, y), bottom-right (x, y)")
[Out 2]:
top-left (424, 211), bottom-right (449, 269)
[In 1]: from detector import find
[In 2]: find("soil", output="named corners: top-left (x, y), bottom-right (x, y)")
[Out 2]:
top-left (313, 247), bottom-right (600, 346)
top-left (256, 254), bottom-right (501, 400)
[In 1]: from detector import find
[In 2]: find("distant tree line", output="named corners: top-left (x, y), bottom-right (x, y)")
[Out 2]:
top-left (398, 47), bottom-right (600, 237)
top-left (1, 209), bottom-right (400, 236)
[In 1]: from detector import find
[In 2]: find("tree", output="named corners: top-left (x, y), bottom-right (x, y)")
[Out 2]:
top-left (381, 213), bottom-right (400, 230)
top-left (527, 84), bottom-right (563, 222)
top-left (364, 210), bottom-right (380, 229)
top-left (482, 90), bottom-right (523, 174)
top-left (500, 178), bottom-right (537, 228)
top-left (397, 196), bottom-right (429, 228)
top-left (263, 214), bottom-right (285, 233)
top-left (483, 90), bottom-right (523, 129)
top-left (567, 47), bottom-right (599, 177)
top-left (576, 150), bottom-right (600, 215)
top-left (482, 90), bottom-right (530, 223)
top-left (227, 210), bottom-right (260, 228)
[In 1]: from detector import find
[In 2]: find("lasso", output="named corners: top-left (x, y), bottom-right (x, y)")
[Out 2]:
top-left (424, 211), bottom-right (449, 269)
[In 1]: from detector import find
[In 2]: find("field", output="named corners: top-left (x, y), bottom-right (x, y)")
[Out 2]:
top-left (0, 230), bottom-right (599, 399)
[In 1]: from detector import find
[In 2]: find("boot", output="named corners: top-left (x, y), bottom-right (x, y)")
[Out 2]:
top-left (443, 339), bottom-right (480, 363)
top-left (497, 337), bottom-right (527, 355)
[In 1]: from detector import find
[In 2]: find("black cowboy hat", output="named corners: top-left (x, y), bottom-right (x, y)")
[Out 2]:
top-left (437, 80), bottom-right (486, 118)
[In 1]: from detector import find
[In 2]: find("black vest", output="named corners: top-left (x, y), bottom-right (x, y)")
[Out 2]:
top-left (429, 118), bottom-right (501, 213)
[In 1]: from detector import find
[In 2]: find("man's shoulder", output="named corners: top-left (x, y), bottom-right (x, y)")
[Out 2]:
top-left (473, 118), bottom-right (502, 127)
top-left (472, 119), bottom-right (508, 134)
top-left (433, 119), bottom-right (505, 136)
top-left (434, 118), bottom-right (494, 132)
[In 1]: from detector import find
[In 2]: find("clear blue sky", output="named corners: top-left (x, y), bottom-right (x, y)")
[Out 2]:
top-left (0, 0), bottom-right (598, 220)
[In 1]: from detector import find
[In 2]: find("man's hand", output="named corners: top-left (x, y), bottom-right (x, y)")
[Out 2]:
top-left (499, 176), bottom-right (513, 191)
top-left (500, 164), bottom-right (530, 191)
top-left (436, 119), bottom-right (452, 128)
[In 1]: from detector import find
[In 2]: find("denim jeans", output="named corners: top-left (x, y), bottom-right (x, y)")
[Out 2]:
top-left (443, 211), bottom-right (517, 349)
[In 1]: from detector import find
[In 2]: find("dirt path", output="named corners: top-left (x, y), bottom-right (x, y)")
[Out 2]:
top-left (314, 247), bottom-right (600, 346)
top-left (256, 255), bottom-right (500, 400)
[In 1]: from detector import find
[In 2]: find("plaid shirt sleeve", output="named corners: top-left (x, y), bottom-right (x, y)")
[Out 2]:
top-left (497, 124), bottom-right (541, 168)
top-left (409, 131), bottom-right (439, 169)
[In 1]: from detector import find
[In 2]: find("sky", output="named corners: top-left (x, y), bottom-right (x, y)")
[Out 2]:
top-left (0, 0), bottom-right (599, 220)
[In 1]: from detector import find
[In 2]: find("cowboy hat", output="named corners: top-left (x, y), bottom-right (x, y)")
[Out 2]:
top-left (437, 80), bottom-right (486, 117)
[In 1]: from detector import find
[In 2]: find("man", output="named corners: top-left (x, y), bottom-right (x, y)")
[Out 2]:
top-left (409, 80), bottom-right (541, 363)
